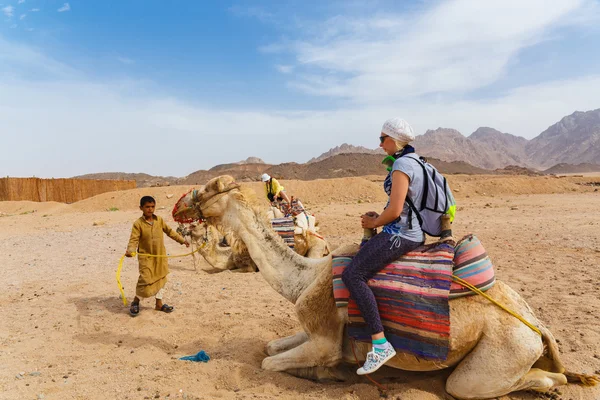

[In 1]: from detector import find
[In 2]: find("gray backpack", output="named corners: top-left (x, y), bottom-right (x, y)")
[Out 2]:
top-left (402, 154), bottom-right (456, 237)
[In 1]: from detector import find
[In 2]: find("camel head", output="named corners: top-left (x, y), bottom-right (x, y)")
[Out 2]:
top-left (172, 186), bottom-right (205, 223)
top-left (192, 175), bottom-right (241, 219)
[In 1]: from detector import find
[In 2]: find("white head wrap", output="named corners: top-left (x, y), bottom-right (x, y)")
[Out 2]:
top-left (261, 173), bottom-right (271, 182)
top-left (381, 118), bottom-right (415, 143)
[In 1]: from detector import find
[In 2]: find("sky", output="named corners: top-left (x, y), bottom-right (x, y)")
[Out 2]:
top-left (1, 0), bottom-right (600, 178)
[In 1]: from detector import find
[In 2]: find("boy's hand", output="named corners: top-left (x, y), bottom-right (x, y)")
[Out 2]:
top-left (184, 239), bottom-right (190, 248)
top-left (125, 251), bottom-right (133, 257)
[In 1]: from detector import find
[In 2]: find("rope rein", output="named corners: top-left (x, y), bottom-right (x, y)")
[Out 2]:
top-left (115, 242), bottom-right (206, 306)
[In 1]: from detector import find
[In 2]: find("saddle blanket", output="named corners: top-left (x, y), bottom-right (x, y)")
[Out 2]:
top-left (332, 235), bottom-right (495, 361)
top-left (271, 217), bottom-right (295, 249)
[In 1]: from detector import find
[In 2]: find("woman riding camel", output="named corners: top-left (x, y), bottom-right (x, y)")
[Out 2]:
top-left (261, 173), bottom-right (291, 204)
top-left (341, 117), bottom-right (425, 375)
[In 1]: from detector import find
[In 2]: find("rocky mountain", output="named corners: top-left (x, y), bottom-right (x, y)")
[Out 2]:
top-left (308, 143), bottom-right (384, 163)
top-left (412, 128), bottom-right (484, 165)
top-left (469, 127), bottom-right (531, 168)
top-left (308, 109), bottom-right (600, 170)
top-left (526, 109), bottom-right (600, 168)
top-left (73, 108), bottom-right (600, 186)
top-left (237, 157), bottom-right (265, 164)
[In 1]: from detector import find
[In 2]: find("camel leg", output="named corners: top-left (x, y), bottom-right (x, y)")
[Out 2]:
top-left (511, 368), bottom-right (567, 392)
top-left (262, 336), bottom-right (342, 372)
top-left (266, 331), bottom-right (309, 356)
top-left (261, 261), bottom-right (345, 379)
top-left (446, 321), bottom-right (559, 399)
top-left (286, 366), bottom-right (348, 382)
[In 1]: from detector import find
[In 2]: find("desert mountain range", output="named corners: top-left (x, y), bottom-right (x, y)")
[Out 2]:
top-left (74, 108), bottom-right (600, 186)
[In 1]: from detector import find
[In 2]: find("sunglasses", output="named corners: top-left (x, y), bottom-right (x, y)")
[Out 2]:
top-left (379, 135), bottom-right (389, 144)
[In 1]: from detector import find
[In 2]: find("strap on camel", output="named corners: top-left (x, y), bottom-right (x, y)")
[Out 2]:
top-left (192, 182), bottom-right (241, 218)
top-left (451, 275), bottom-right (541, 336)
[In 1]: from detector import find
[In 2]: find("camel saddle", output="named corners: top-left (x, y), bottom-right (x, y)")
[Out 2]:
top-left (332, 234), bottom-right (495, 361)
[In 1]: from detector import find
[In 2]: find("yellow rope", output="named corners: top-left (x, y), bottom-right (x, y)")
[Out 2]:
top-left (115, 243), bottom-right (205, 306)
top-left (451, 275), bottom-right (541, 336)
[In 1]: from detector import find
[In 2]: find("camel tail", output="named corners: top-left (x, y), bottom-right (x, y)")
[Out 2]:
top-left (565, 372), bottom-right (600, 386)
top-left (541, 326), bottom-right (600, 386)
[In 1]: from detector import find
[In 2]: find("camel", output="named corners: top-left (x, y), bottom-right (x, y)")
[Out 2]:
top-left (178, 220), bottom-right (257, 272)
top-left (266, 203), bottom-right (329, 258)
top-left (173, 188), bottom-right (329, 272)
top-left (188, 175), bottom-right (598, 399)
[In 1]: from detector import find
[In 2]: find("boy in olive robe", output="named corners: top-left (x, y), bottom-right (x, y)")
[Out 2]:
top-left (125, 196), bottom-right (189, 316)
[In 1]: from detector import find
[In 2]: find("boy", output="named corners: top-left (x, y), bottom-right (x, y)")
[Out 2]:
top-left (125, 196), bottom-right (189, 317)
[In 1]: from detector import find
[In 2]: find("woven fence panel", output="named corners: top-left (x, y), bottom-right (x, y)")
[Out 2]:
top-left (0, 178), bottom-right (136, 203)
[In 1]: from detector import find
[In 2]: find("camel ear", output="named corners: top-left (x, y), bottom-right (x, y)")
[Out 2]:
top-left (215, 177), bottom-right (227, 193)
top-left (215, 175), bottom-right (238, 193)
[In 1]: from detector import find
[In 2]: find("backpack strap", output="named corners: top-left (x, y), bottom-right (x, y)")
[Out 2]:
top-left (402, 154), bottom-right (429, 210)
top-left (404, 197), bottom-right (423, 231)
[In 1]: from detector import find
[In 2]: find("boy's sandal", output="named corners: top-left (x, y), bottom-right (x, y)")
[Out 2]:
top-left (156, 304), bottom-right (174, 313)
top-left (129, 303), bottom-right (140, 317)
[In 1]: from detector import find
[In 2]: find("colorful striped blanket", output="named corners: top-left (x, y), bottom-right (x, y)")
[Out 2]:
top-left (332, 234), bottom-right (495, 361)
top-left (450, 235), bottom-right (496, 298)
top-left (271, 217), bottom-right (295, 249)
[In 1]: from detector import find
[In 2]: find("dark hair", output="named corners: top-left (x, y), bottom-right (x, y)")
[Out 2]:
top-left (140, 196), bottom-right (156, 207)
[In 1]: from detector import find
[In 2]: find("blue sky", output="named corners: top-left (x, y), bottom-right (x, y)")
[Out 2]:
top-left (2, 0), bottom-right (600, 177)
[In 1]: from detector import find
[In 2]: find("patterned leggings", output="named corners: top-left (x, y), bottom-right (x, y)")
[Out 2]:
top-left (341, 232), bottom-right (423, 335)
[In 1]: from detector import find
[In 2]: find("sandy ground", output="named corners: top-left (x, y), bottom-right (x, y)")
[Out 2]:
top-left (1, 175), bottom-right (600, 400)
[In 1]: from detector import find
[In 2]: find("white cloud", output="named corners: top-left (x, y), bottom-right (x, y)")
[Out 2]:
top-left (1, 64), bottom-right (599, 177)
top-left (1, 14), bottom-right (600, 178)
top-left (267, 0), bottom-right (600, 104)
top-left (30, 8), bottom-right (39, 12)
top-left (57, 3), bottom-right (70, 12)
top-left (2, 5), bottom-right (14, 17)
top-left (19, 13), bottom-right (26, 20)
top-left (117, 56), bottom-right (135, 65)
top-left (18, 0), bottom-right (25, 4)
top-left (275, 64), bottom-right (293, 74)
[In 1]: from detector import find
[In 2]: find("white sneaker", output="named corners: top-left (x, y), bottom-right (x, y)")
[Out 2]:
top-left (356, 346), bottom-right (397, 375)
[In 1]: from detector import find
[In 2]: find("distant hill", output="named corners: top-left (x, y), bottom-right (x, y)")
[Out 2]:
top-left (71, 172), bottom-right (179, 187)
top-left (526, 109), bottom-right (600, 168)
top-left (72, 108), bottom-right (600, 186)
top-left (266, 153), bottom-right (492, 180)
top-left (182, 163), bottom-right (272, 185)
top-left (494, 165), bottom-right (543, 176)
top-left (543, 163), bottom-right (600, 175)
top-left (308, 143), bottom-right (384, 163)
top-left (209, 157), bottom-right (266, 172)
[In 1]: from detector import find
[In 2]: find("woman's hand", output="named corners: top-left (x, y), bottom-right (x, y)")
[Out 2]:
top-left (361, 213), bottom-right (379, 229)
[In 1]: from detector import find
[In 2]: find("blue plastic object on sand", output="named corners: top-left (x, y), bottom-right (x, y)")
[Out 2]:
top-left (179, 350), bottom-right (210, 362)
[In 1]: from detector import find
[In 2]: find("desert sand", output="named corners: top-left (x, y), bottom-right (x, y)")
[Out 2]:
top-left (1, 175), bottom-right (600, 400)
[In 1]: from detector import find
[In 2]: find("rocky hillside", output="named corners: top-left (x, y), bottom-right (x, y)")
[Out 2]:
top-left (71, 172), bottom-right (178, 187)
top-left (526, 109), bottom-right (600, 168)
top-left (469, 127), bottom-right (531, 167)
top-left (308, 109), bottom-right (600, 171)
top-left (543, 163), bottom-right (600, 175)
top-left (72, 108), bottom-right (600, 186)
top-left (308, 143), bottom-right (384, 163)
